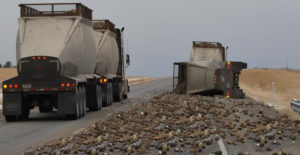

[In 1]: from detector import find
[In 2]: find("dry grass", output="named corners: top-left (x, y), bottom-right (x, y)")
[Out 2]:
top-left (240, 68), bottom-right (300, 120)
top-left (127, 76), bottom-right (158, 85)
top-left (0, 68), bottom-right (17, 82)
top-left (0, 68), bottom-right (17, 106)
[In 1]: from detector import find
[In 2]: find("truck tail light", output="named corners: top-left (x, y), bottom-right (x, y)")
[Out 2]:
top-left (214, 75), bottom-right (217, 84)
top-left (227, 61), bottom-right (231, 70)
top-left (226, 89), bottom-right (230, 98)
top-left (60, 82), bottom-right (75, 88)
top-left (3, 84), bottom-right (20, 89)
top-left (32, 56), bottom-right (47, 61)
top-left (100, 78), bottom-right (108, 84)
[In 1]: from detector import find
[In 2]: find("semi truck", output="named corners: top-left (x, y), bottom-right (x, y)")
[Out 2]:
top-left (173, 41), bottom-right (247, 99)
top-left (2, 3), bottom-right (130, 122)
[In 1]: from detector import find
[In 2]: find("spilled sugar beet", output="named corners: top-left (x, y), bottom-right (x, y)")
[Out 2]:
top-left (25, 94), bottom-right (300, 155)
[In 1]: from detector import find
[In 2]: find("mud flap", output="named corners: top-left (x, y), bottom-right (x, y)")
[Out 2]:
top-left (57, 92), bottom-right (76, 115)
top-left (3, 93), bottom-right (22, 116)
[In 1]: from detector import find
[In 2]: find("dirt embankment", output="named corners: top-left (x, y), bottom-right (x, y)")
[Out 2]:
top-left (240, 69), bottom-right (300, 120)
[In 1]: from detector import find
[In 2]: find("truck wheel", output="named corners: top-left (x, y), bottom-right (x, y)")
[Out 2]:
top-left (113, 82), bottom-right (123, 102)
top-left (22, 106), bottom-right (30, 120)
top-left (123, 94), bottom-right (128, 99)
top-left (97, 84), bottom-right (102, 110)
top-left (82, 86), bottom-right (87, 116)
top-left (79, 87), bottom-right (84, 117)
top-left (67, 88), bottom-right (80, 120)
top-left (108, 82), bottom-right (113, 105)
top-left (103, 83), bottom-right (113, 107)
top-left (90, 84), bottom-right (102, 111)
top-left (5, 116), bottom-right (19, 122)
top-left (39, 105), bottom-right (53, 113)
top-left (21, 100), bottom-right (30, 120)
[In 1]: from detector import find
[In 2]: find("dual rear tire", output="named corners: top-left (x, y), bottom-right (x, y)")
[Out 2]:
top-left (89, 84), bottom-right (102, 111)
top-left (67, 86), bottom-right (86, 120)
top-left (103, 82), bottom-right (113, 107)
top-left (5, 100), bottom-right (30, 122)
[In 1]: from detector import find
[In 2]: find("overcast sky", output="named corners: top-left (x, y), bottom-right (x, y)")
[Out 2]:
top-left (0, 0), bottom-right (299, 77)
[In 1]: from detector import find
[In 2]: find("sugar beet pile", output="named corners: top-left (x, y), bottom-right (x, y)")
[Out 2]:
top-left (26, 94), bottom-right (300, 155)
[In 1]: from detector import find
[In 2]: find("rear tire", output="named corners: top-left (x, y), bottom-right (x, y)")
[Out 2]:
top-left (21, 100), bottom-right (30, 120)
top-left (39, 105), bottom-right (53, 113)
top-left (5, 116), bottom-right (19, 122)
top-left (103, 82), bottom-right (113, 107)
top-left (22, 107), bottom-right (30, 120)
top-left (113, 82), bottom-right (123, 102)
top-left (67, 87), bottom-right (80, 120)
top-left (90, 84), bottom-right (102, 111)
top-left (82, 86), bottom-right (87, 116)
top-left (108, 83), bottom-right (113, 105)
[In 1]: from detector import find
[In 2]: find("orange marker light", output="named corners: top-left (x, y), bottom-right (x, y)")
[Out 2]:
top-left (100, 79), bottom-right (103, 83)
top-left (226, 90), bottom-right (230, 98)
top-left (38, 56), bottom-right (41, 60)
top-left (43, 56), bottom-right (47, 60)
top-left (104, 78), bottom-right (108, 83)
top-left (227, 61), bottom-right (231, 70)
top-left (72, 83), bottom-right (76, 87)
top-left (32, 56), bottom-right (36, 60)
top-left (9, 84), bottom-right (13, 88)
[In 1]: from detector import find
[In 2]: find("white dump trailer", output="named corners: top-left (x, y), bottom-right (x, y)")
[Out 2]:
top-left (2, 3), bottom-right (130, 122)
top-left (173, 41), bottom-right (247, 98)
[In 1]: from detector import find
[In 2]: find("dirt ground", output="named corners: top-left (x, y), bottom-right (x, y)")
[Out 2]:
top-left (240, 69), bottom-right (300, 120)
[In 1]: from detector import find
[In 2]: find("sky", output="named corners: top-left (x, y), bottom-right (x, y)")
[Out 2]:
top-left (0, 0), bottom-right (299, 77)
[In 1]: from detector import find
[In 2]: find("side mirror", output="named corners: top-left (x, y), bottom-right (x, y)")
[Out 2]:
top-left (126, 54), bottom-right (130, 66)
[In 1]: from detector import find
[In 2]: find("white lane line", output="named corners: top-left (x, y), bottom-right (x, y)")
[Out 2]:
top-left (217, 135), bottom-right (229, 155)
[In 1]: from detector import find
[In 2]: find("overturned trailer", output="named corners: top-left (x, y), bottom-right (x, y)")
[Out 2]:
top-left (173, 41), bottom-right (247, 99)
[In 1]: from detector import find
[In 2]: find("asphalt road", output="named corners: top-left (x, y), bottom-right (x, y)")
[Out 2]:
top-left (0, 78), bottom-right (173, 155)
